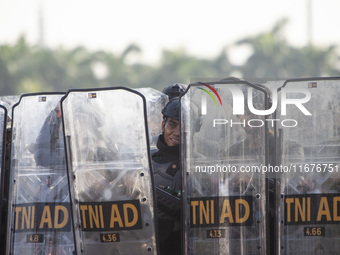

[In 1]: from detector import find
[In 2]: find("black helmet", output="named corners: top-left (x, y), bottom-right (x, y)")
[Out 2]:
top-left (162, 83), bottom-right (187, 100)
top-left (162, 98), bottom-right (180, 120)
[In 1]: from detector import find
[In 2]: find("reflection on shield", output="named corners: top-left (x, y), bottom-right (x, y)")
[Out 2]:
top-left (135, 87), bottom-right (168, 150)
top-left (62, 88), bottom-right (158, 254)
top-left (6, 93), bottom-right (75, 255)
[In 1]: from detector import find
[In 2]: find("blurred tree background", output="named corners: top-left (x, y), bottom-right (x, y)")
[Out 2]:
top-left (0, 19), bottom-right (339, 96)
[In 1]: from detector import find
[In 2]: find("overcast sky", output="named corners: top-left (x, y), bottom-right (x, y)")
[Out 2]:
top-left (0, 0), bottom-right (339, 64)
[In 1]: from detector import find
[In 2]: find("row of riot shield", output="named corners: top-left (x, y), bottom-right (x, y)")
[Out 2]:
top-left (3, 77), bottom-right (340, 255)
top-left (181, 77), bottom-right (340, 255)
top-left (3, 88), bottom-right (166, 255)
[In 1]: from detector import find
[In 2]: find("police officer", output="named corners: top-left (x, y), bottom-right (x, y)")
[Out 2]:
top-left (152, 98), bottom-right (182, 255)
top-left (33, 104), bottom-right (64, 168)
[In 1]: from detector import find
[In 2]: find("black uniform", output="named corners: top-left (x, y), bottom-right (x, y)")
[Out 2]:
top-left (152, 134), bottom-right (181, 255)
top-left (34, 108), bottom-right (64, 168)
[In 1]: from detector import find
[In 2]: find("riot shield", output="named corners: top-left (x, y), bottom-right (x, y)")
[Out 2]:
top-left (181, 78), bottom-right (269, 255)
top-left (6, 93), bottom-right (75, 255)
top-left (61, 87), bottom-right (158, 254)
top-left (0, 105), bottom-right (7, 254)
top-left (275, 77), bottom-right (340, 255)
top-left (135, 87), bottom-right (168, 150)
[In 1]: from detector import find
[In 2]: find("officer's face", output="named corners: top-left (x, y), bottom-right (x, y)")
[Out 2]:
top-left (162, 117), bottom-right (180, 146)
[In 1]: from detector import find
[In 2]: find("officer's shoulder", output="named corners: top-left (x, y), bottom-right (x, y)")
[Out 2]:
top-left (151, 149), bottom-right (162, 163)
top-left (151, 148), bottom-right (159, 156)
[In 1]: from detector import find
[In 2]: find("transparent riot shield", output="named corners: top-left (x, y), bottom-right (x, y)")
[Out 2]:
top-left (275, 77), bottom-right (340, 255)
top-left (0, 105), bottom-right (7, 254)
top-left (182, 78), bottom-right (269, 255)
top-left (6, 93), bottom-right (75, 255)
top-left (61, 87), bottom-right (158, 254)
top-left (135, 87), bottom-right (168, 150)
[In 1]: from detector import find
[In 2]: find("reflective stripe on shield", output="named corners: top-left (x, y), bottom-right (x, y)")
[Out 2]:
top-left (6, 93), bottom-right (75, 255)
top-left (181, 79), bottom-right (268, 255)
top-left (61, 88), bottom-right (158, 254)
top-left (275, 78), bottom-right (340, 255)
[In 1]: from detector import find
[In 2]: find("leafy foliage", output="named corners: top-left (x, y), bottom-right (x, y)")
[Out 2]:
top-left (0, 20), bottom-right (339, 96)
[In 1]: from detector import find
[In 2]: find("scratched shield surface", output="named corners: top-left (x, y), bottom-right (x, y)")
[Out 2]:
top-left (181, 79), bottom-right (269, 255)
top-left (61, 88), bottom-right (158, 255)
top-left (6, 93), bottom-right (75, 255)
top-left (275, 78), bottom-right (340, 255)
